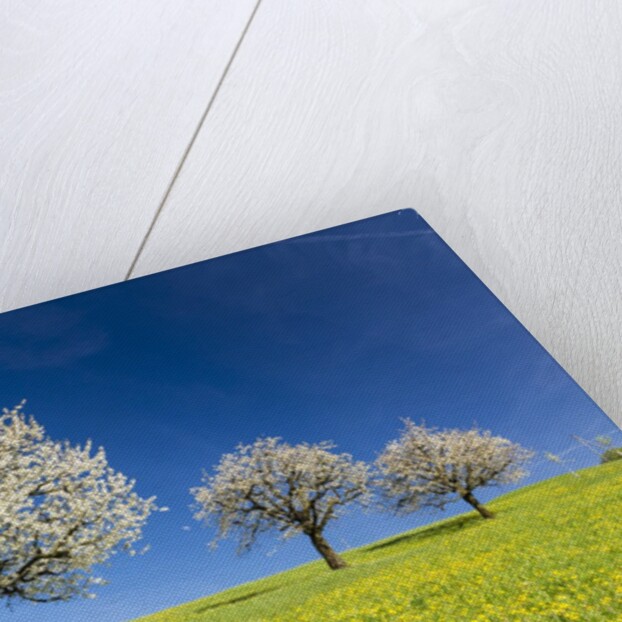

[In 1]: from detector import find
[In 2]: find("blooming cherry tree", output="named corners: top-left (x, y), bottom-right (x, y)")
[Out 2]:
top-left (376, 420), bottom-right (533, 519)
top-left (191, 437), bottom-right (370, 569)
top-left (0, 403), bottom-right (156, 603)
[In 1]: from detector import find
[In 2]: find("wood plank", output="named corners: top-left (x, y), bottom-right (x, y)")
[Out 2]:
top-left (133, 0), bottom-right (622, 425)
top-left (0, 0), bottom-right (257, 311)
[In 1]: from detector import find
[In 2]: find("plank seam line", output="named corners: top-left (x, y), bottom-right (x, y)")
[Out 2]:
top-left (124, 0), bottom-right (264, 280)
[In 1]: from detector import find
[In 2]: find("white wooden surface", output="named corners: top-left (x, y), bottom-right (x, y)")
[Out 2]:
top-left (0, 0), bottom-right (257, 309)
top-left (2, 1), bottom-right (621, 426)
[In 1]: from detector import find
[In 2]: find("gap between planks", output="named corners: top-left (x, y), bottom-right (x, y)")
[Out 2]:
top-left (124, 0), bottom-right (265, 281)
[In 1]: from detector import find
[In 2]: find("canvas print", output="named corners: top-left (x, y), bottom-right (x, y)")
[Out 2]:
top-left (0, 209), bottom-right (620, 622)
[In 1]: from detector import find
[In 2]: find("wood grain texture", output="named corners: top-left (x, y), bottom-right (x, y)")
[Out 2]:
top-left (0, 0), bottom-right (257, 312)
top-left (133, 0), bottom-right (622, 425)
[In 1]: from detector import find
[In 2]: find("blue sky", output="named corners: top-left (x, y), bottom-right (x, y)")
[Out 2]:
top-left (0, 210), bottom-right (617, 621)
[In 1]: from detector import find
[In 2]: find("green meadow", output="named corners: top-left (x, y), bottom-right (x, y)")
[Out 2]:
top-left (136, 461), bottom-right (622, 622)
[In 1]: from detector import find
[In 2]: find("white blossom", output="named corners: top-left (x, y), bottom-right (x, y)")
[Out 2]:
top-left (0, 402), bottom-right (156, 603)
top-left (191, 437), bottom-right (370, 569)
top-left (376, 420), bottom-right (533, 519)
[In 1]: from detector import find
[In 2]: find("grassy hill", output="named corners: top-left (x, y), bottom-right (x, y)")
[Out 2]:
top-left (136, 461), bottom-right (622, 621)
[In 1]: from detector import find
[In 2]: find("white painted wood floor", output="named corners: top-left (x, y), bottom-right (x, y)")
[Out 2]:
top-left (1, 1), bottom-right (621, 425)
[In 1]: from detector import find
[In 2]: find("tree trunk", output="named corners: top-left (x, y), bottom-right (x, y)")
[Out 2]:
top-left (462, 491), bottom-right (494, 519)
top-left (308, 532), bottom-right (348, 570)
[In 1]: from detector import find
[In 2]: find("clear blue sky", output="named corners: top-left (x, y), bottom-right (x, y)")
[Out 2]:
top-left (0, 210), bottom-right (617, 621)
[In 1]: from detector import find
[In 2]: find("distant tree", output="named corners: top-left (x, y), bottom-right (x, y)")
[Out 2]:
top-left (601, 447), bottom-right (622, 463)
top-left (191, 437), bottom-right (370, 569)
top-left (376, 420), bottom-right (533, 519)
top-left (572, 434), bottom-right (611, 455)
top-left (572, 434), bottom-right (622, 463)
top-left (595, 435), bottom-right (613, 448)
top-left (0, 403), bottom-right (156, 604)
